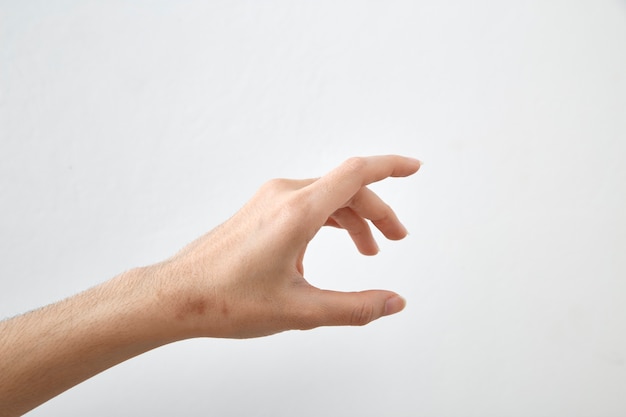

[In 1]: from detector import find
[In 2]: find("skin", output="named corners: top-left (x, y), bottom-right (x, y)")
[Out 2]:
top-left (0, 155), bottom-right (421, 416)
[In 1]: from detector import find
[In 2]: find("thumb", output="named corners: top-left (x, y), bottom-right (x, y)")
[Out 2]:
top-left (291, 288), bottom-right (406, 329)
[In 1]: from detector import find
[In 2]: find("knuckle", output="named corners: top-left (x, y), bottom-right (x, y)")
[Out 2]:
top-left (350, 303), bottom-right (375, 326)
top-left (373, 209), bottom-right (392, 224)
top-left (260, 178), bottom-right (289, 193)
top-left (342, 156), bottom-right (367, 173)
top-left (256, 180), bottom-right (314, 236)
top-left (281, 191), bottom-right (312, 221)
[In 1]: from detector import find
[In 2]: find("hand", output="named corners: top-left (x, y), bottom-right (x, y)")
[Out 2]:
top-left (0, 155), bottom-right (421, 415)
top-left (153, 155), bottom-right (422, 339)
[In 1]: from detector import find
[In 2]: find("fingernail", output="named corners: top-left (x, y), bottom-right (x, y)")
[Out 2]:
top-left (383, 295), bottom-right (406, 316)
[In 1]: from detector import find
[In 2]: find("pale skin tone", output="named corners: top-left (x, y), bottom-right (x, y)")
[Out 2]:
top-left (0, 155), bottom-right (421, 416)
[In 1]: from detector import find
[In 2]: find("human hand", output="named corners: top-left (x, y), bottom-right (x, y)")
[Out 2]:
top-left (0, 155), bottom-right (421, 415)
top-left (153, 155), bottom-right (422, 339)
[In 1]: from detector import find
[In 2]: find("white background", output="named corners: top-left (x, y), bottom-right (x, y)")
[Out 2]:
top-left (1, 1), bottom-right (625, 416)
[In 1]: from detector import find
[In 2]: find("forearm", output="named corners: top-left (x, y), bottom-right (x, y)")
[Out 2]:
top-left (0, 267), bottom-right (174, 417)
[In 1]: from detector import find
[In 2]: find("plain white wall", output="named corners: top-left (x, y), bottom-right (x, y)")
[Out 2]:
top-left (1, 1), bottom-right (625, 416)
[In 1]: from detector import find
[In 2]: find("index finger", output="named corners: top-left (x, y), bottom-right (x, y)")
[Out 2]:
top-left (306, 155), bottom-right (422, 223)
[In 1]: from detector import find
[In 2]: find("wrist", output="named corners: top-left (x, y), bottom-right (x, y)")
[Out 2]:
top-left (130, 260), bottom-right (221, 341)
